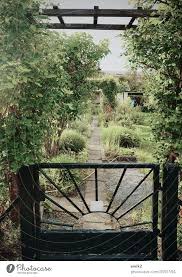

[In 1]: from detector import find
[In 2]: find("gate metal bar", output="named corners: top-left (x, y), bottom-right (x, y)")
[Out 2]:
top-left (18, 162), bottom-right (162, 261)
top-left (106, 167), bottom-right (127, 213)
top-left (1, 162), bottom-right (180, 260)
top-left (40, 169), bottom-right (85, 215)
top-left (111, 168), bottom-right (154, 216)
top-left (66, 168), bottom-right (90, 213)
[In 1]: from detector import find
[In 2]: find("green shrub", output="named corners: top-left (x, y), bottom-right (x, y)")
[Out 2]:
top-left (135, 149), bottom-right (155, 163)
top-left (60, 129), bottom-right (86, 153)
top-left (115, 101), bottom-right (145, 126)
top-left (71, 120), bottom-right (90, 137)
top-left (102, 125), bottom-right (140, 149)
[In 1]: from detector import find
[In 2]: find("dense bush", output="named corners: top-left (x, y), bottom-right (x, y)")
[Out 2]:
top-left (102, 125), bottom-right (140, 149)
top-left (124, 0), bottom-right (182, 161)
top-left (0, 0), bottom-right (109, 212)
top-left (115, 101), bottom-right (145, 126)
top-left (60, 130), bottom-right (86, 153)
top-left (100, 77), bottom-right (120, 109)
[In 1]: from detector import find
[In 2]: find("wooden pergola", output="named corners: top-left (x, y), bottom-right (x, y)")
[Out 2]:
top-left (40, 6), bottom-right (159, 30)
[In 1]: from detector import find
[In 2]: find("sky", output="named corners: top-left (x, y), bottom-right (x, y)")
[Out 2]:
top-left (44, 0), bottom-right (134, 73)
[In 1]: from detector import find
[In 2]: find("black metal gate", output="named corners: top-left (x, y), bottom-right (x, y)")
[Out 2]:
top-left (18, 163), bottom-right (179, 261)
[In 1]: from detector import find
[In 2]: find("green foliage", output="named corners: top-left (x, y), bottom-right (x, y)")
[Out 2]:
top-left (124, 0), bottom-right (182, 160)
top-left (89, 75), bottom-right (126, 110)
top-left (60, 130), bottom-right (86, 153)
top-left (115, 100), bottom-right (145, 126)
top-left (71, 120), bottom-right (91, 138)
top-left (100, 97), bottom-right (156, 163)
top-left (120, 71), bottom-right (144, 92)
top-left (0, 0), bottom-right (109, 174)
top-left (100, 76), bottom-right (120, 109)
top-left (102, 125), bottom-right (140, 149)
top-left (70, 107), bottom-right (92, 137)
top-left (59, 33), bottom-right (109, 121)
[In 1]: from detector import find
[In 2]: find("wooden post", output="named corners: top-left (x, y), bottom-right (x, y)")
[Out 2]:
top-left (94, 6), bottom-right (99, 25)
top-left (152, 165), bottom-right (160, 260)
top-left (162, 163), bottom-right (179, 260)
top-left (18, 165), bottom-right (38, 261)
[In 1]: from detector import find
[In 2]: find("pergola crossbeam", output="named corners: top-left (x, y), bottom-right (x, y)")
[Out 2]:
top-left (39, 7), bottom-right (159, 30)
top-left (42, 23), bottom-right (137, 30)
top-left (53, 5), bottom-right (65, 25)
top-left (41, 8), bottom-right (158, 18)
top-left (127, 17), bottom-right (136, 28)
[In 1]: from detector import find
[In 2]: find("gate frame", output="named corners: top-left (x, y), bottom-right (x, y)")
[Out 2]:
top-left (17, 162), bottom-right (179, 261)
top-left (161, 163), bottom-right (179, 261)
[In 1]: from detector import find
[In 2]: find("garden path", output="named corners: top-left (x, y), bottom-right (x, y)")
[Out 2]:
top-left (77, 116), bottom-right (119, 230)
top-left (46, 116), bottom-right (152, 230)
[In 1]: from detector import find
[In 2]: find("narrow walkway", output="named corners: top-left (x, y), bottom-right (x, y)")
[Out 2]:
top-left (45, 117), bottom-right (152, 230)
top-left (78, 117), bottom-right (119, 230)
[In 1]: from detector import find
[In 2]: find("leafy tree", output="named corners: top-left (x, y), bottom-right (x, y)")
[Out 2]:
top-left (0, 0), bottom-right (109, 214)
top-left (45, 33), bottom-right (109, 156)
top-left (124, 0), bottom-right (182, 162)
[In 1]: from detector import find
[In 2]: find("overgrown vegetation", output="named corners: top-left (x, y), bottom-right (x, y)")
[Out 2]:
top-left (0, 0), bottom-right (182, 260)
top-left (0, 0), bottom-right (109, 203)
top-left (102, 125), bottom-right (140, 149)
top-left (124, 0), bottom-right (182, 163)
top-left (100, 96), bottom-right (156, 163)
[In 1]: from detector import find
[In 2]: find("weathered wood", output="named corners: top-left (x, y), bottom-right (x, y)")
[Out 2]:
top-left (94, 6), bottom-right (99, 25)
top-left (39, 230), bottom-right (154, 256)
top-left (53, 5), bottom-right (65, 25)
top-left (127, 17), bottom-right (136, 28)
top-left (152, 165), bottom-right (160, 260)
top-left (18, 165), bottom-right (37, 261)
top-left (33, 168), bottom-right (41, 260)
top-left (41, 8), bottom-right (159, 18)
top-left (162, 164), bottom-right (179, 261)
top-left (41, 23), bottom-right (137, 30)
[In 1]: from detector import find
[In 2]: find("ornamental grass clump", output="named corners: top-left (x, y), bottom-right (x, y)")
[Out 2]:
top-left (60, 129), bottom-right (86, 153)
top-left (102, 126), bottom-right (140, 149)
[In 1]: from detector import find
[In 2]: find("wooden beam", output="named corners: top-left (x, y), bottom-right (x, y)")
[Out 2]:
top-left (127, 17), bottom-right (136, 28)
top-left (127, 7), bottom-right (143, 28)
top-left (53, 5), bottom-right (65, 25)
top-left (41, 23), bottom-right (137, 30)
top-left (94, 6), bottom-right (99, 25)
top-left (41, 8), bottom-right (159, 18)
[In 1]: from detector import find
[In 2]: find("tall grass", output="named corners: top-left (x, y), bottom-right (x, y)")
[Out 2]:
top-left (102, 125), bottom-right (141, 149)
